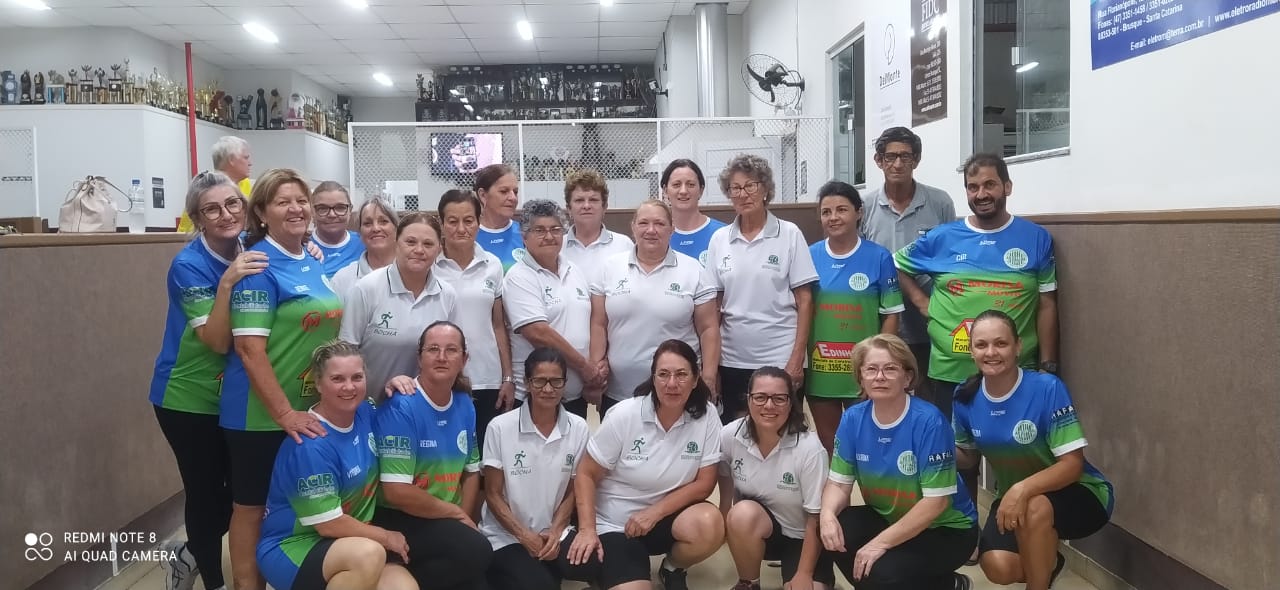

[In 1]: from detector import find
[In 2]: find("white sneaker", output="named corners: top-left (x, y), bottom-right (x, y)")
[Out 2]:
top-left (159, 541), bottom-right (198, 590)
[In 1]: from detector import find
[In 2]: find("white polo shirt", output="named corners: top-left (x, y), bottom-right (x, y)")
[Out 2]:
top-left (587, 396), bottom-right (722, 534)
top-left (561, 227), bottom-right (634, 284)
top-left (705, 213), bottom-right (818, 368)
top-left (330, 253), bottom-right (376, 304)
top-left (434, 251), bottom-right (505, 390)
top-left (502, 255), bottom-right (592, 402)
top-left (591, 248), bottom-right (717, 401)
top-left (479, 403), bottom-right (590, 550)
top-left (718, 417), bottom-right (828, 539)
top-left (339, 264), bottom-right (457, 399)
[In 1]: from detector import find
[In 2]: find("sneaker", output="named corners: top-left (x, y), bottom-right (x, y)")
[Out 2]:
top-left (730, 581), bottom-right (761, 590)
top-left (1050, 552), bottom-right (1067, 588)
top-left (658, 563), bottom-right (689, 590)
top-left (765, 560), bottom-right (782, 567)
top-left (160, 541), bottom-right (198, 590)
top-left (953, 572), bottom-right (972, 590)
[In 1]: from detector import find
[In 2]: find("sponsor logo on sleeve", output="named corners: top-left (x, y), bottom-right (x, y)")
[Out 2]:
top-left (379, 435), bottom-right (413, 459)
top-left (456, 430), bottom-right (469, 453)
top-left (297, 473), bottom-right (337, 498)
top-left (231, 290), bottom-right (270, 312)
top-left (180, 286), bottom-right (215, 305)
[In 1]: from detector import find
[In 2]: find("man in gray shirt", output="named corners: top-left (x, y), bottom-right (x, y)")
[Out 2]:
top-left (859, 126), bottom-right (957, 381)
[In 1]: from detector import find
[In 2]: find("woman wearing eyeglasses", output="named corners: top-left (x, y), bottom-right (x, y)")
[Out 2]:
top-left (818, 334), bottom-right (978, 590)
top-left (719, 366), bottom-right (834, 590)
top-left (340, 213), bottom-right (457, 405)
top-left (330, 198), bottom-right (399, 303)
top-left (705, 154), bottom-right (818, 424)
top-left (373, 320), bottom-right (493, 590)
top-left (589, 199), bottom-right (720, 417)
top-left (562, 339), bottom-right (724, 590)
top-left (953, 310), bottom-right (1112, 590)
top-left (503, 199), bottom-right (600, 419)
top-left (311, 181), bottom-right (365, 279)
top-left (150, 171), bottom-right (267, 590)
top-left (480, 347), bottom-right (590, 590)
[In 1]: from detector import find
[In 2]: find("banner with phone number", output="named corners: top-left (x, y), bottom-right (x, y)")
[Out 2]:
top-left (1091, 0), bottom-right (1280, 69)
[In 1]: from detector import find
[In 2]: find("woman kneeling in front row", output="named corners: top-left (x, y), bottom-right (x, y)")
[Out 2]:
top-left (257, 341), bottom-right (415, 590)
top-left (720, 366), bottom-right (835, 590)
top-left (820, 334), bottom-right (979, 590)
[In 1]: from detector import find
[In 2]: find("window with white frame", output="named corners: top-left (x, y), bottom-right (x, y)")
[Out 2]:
top-left (976, 0), bottom-right (1070, 158)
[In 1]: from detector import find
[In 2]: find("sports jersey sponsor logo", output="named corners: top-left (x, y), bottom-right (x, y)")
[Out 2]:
top-left (180, 286), bottom-right (215, 305)
top-left (615, 278), bottom-right (629, 292)
top-left (944, 278), bottom-right (1026, 298)
top-left (301, 266), bottom-right (311, 272)
top-left (1051, 405), bottom-right (1077, 420)
top-left (927, 450), bottom-right (953, 465)
top-left (896, 451), bottom-right (918, 476)
top-left (575, 287), bottom-right (587, 299)
top-left (297, 473), bottom-right (337, 498)
top-left (347, 465), bottom-right (362, 478)
top-left (379, 435), bottom-right (412, 458)
top-left (483, 279), bottom-right (496, 293)
top-left (979, 239), bottom-right (996, 246)
top-left (509, 450), bottom-right (532, 476)
top-left (698, 251), bottom-right (709, 266)
top-left (830, 263), bottom-right (845, 269)
top-left (762, 254), bottom-right (781, 270)
top-left (777, 471), bottom-right (799, 491)
top-left (420, 440), bottom-right (437, 448)
top-left (562, 453), bottom-right (575, 472)
top-left (663, 282), bottom-right (684, 297)
top-left (624, 437), bottom-right (648, 461)
top-left (293, 284), bottom-right (311, 293)
top-left (680, 441), bottom-right (701, 460)
top-left (718, 254), bottom-right (733, 272)
top-left (232, 289), bottom-right (270, 311)
top-left (972, 428), bottom-right (982, 437)
top-left (512, 248), bottom-right (527, 262)
top-left (301, 309), bottom-right (342, 332)
top-left (456, 430), bottom-right (469, 453)
top-left (767, 255), bottom-right (780, 265)
top-left (368, 433), bottom-right (377, 454)
top-left (950, 319), bottom-right (976, 354)
top-left (811, 341), bottom-right (853, 374)
top-left (877, 436), bottom-right (892, 444)
top-left (542, 286), bottom-right (562, 305)
top-left (679, 240), bottom-right (695, 246)
top-left (954, 253), bottom-right (968, 262)
top-left (1012, 420), bottom-right (1038, 444)
top-left (374, 311), bottom-right (397, 337)
top-left (848, 273), bottom-right (870, 291)
top-left (855, 453), bottom-right (870, 462)
top-left (1003, 248), bottom-right (1029, 270)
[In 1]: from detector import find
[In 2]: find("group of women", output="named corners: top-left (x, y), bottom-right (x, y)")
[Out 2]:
top-left (150, 155), bottom-right (1113, 590)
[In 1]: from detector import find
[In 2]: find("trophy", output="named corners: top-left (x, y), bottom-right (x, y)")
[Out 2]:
top-left (269, 89), bottom-right (284, 129)
top-left (65, 69), bottom-right (79, 104)
top-left (46, 71), bottom-right (63, 103)
top-left (0, 71), bottom-right (15, 104)
top-left (236, 96), bottom-right (253, 129)
top-left (287, 92), bottom-right (304, 129)
top-left (255, 88), bottom-right (267, 129)
top-left (94, 67), bottom-right (107, 104)
top-left (19, 71), bottom-right (32, 104)
top-left (80, 65), bottom-right (95, 104)
top-left (108, 64), bottom-right (124, 104)
top-left (218, 94), bottom-right (232, 124)
top-left (33, 72), bottom-right (45, 105)
top-left (416, 73), bottom-right (425, 101)
top-left (121, 58), bottom-right (135, 104)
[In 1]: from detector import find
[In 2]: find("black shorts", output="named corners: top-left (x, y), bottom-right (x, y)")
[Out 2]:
top-left (223, 428), bottom-right (287, 506)
top-left (291, 537), bottom-right (335, 590)
top-left (564, 502), bottom-right (712, 588)
top-left (980, 482), bottom-right (1110, 554)
top-left (759, 505), bottom-right (835, 586)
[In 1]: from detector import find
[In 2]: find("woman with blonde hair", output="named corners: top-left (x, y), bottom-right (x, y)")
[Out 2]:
top-left (330, 198), bottom-right (399, 302)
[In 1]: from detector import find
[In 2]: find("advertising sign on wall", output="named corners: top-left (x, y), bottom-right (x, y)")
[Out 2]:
top-left (1092, 0), bottom-right (1280, 69)
top-left (911, 0), bottom-right (948, 126)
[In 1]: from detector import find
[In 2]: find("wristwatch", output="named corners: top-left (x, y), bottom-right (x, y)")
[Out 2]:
top-left (1039, 361), bottom-right (1059, 374)
top-left (502, 375), bottom-right (515, 384)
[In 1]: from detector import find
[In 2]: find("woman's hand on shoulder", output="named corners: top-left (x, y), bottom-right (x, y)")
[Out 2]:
top-left (221, 250), bottom-right (268, 286)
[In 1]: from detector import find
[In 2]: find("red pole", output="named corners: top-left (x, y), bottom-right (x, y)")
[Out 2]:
top-left (185, 42), bottom-right (197, 177)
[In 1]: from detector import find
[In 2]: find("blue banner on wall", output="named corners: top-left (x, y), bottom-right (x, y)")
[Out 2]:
top-left (1091, 0), bottom-right (1280, 69)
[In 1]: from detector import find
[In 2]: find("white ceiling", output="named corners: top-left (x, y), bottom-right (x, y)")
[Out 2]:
top-left (0, 0), bottom-right (750, 96)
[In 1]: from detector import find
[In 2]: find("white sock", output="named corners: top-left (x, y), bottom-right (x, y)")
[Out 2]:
top-left (661, 557), bottom-right (679, 571)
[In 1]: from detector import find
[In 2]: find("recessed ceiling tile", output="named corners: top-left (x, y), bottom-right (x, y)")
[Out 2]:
top-left (467, 37), bottom-right (527, 52)
top-left (477, 52), bottom-right (538, 65)
top-left (272, 24), bottom-right (332, 41)
top-left (598, 36), bottom-right (658, 51)
top-left (340, 38), bottom-right (412, 53)
top-left (293, 52), bottom-right (369, 65)
top-left (459, 22), bottom-right (532, 38)
top-left (598, 49), bottom-right (656, 63)
top-left (403, 37), bottom-right (471, 53)
top-left (171, 24), bottom-right (246, 41)
top-left (4, 9), bottom-right (86, 26)
top-left (213, 6), bottom-right (311, 25)
top-left (58, 6), bottom-right (158, 25)
top-left (293, 5), bottom-right (386, 24)
top-left (524, 21), bottom-right (593, 37)
top-left (415, 50), bottom-right (482, 66)
top-left (535, 37), bottom-right (597, 52)
top-left (523, 4), bottom-right (597, 22)
top-left (599, 20), bottom-right (666, 37)
top-left (358, 52), bottom-right (425, 66)
top-left (143, 6), bottom-right (235, 24)
top-left (390, 23), bottom-right (465, 38)
top-left (370, 5), bottom-right (453, 23)
top-left (598, 3), bottom-right (673, 22)
top-left (317, 23), bottom-right (397, 39)
top-left (538, 51), bottom-right (599, 63)
top-left (449, 5), bottom-right (525, 24)
top-left (131, 24), bottom-right (189, 41)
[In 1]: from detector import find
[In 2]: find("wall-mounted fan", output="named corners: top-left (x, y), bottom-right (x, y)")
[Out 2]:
top-left (741, 54), bottom-right (806, 112)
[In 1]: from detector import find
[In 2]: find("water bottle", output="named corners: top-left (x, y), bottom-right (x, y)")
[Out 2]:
top-left (127, 179), bottom-right (146, 234)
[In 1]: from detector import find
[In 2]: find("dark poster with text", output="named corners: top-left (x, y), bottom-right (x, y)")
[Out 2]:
top-left (911, 0), bottom-right (948, 126)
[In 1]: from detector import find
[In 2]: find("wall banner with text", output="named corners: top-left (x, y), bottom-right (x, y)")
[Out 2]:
top-left (911, 0), bottom-right (948, 126)
top-left (1092, 0), bottom-right (1280, 69)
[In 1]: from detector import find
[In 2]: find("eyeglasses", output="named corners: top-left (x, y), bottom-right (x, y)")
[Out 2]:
top-left (315, 204), bottom-right (352, 217)
top-left (748, 393), bottom-right (791, 406)
top-left (728, 181), bottom-right (762, 197)
top-left (198, 197), bottom-right (247, 221)
top-left (860, 364), bottom-right (904, 379)
top-left (529, 377), bottom-right (567, 390)
top-left (527, 225), bottom-right (566, 238)
top-left (654, 370), bottom-right (693, 384)
top-left (422, 345), bottom-right (463, 358)
top-left (878, 152), bottom-right (917, 164)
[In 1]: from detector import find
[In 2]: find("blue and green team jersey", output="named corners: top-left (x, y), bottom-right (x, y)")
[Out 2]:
top-left (375, 389), bottom-right (480, 506)
top-left (894, 217), bottom-right (1056, 383)
top-left (221, 237), bottom-right (343, 431)
top-left (672, 217), bottom-right (727, 266)
top-left (258, 402), bottom-right (380, 590)
top-left (150, 237), bottom-right (232, 414)
top-left (316, 230), bottom-right (366, 279)
top-left (830, 397), bottom-right (976, 529)
top-left (807, 239), bottom-right (905, 399)
top-left (953, 369), bottom-right (1114, 513)
top-left (476, 222), bottom-right (525, 272)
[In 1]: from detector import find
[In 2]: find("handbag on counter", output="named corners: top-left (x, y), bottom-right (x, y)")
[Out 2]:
top-left (58, 176), bottom-right (129, 233)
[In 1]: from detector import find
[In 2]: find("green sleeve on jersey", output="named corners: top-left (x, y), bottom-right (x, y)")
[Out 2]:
top-left (173, 264), bottom-right (218, 323)
top-left (1045, 379), bottom-right (1086, 455)
top-left (829, 427), bottom-right (858, 482)
top-left (893, 235), bottom-right (930, 277)
top-left (1038, 260), bottom-right (1057, 289)
top-left (231, 274), bottom-right (277, 332)
top-left (465, 422), bottom-right (481, 470)
top-left (374, 401), bottom-right (417, 482)
top-left (918, 418), bottom-right (959, 495)
top-left (953, 404), bottom-right (976, 449)
top-left (878, 251), bottom-right (905, 313)
top-left (286, 447), bottom-right (342, 524)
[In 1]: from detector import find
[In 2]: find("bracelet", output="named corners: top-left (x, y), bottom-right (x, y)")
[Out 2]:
top-left (502, 375), bottom-right (514, 384)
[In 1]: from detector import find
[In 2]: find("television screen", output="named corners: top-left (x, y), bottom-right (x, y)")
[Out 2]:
top-left (430, 132), bottom-right (503, 175)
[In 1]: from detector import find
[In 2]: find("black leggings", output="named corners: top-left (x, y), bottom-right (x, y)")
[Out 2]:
top-left (471, 388), bottom-right (502, 451)
top-left (153, 406), bottom-right (232, 590)
top-left (373, 507), bottom-right (492, 590)
top-left (829, 506), bottom-right (978, 590)
top-left (486, 543), bottom-right (563, 590)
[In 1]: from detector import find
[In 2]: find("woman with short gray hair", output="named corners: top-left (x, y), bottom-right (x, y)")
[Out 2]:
top-left (330, 198), bottom-right (399, 302)
top-left (705, 154), bottom-right (819, 424)
top-left (502, 199), bottom-right (602, 419)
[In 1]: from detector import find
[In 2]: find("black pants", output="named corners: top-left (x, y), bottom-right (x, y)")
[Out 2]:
top-left (924, 378), bottom-right (978, 504)
top-left (908, 342), bottom-right (932, 392)
top-left (154, 406), bottom-right (232, 590)
top-left (487, 543), bottom-right (564, 590)
top-left (718, 366), bottom-right (757, 425)
top-left (471, 388), bottom-right (504, 451)
top-left (373, 507), bottom-right (492, 590)
top-left (829, 506), bottom-right (977, 590)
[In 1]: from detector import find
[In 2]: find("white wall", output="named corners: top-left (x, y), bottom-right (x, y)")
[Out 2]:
top-left (351, 97), bottom-right (417, 122)
top-left (0, 27), bottom-right (224, 90)
top-left (655, 16), bottom-right (699, 118)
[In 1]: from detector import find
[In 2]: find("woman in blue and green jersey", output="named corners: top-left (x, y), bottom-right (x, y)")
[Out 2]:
top-left (372, 320), bottom-right (492, 590)
top-left (258, 340), bottom-right (416, 590)
top-left (474, 164), bottom-right (525, 272)
top-left (953, 310), bottom-right (1113, 590)
top-left (819, 334), bottom-right (977, 590)
top-left (150, 171), bottom-right (267, 590)
top-left (662, 159), bottom-right (726, 265)
top-left (222, 168), bottom-right (344, 590)
top-left (806, 181), bottom-right (904, 457)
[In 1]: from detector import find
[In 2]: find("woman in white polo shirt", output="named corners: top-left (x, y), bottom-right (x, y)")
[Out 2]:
top-left (481, 347), bottom-right (590, 590)
top-left (339, 213), bottom-right (457, 403)
top-left (435, 189), bottom-right (517, 450)
top-left (502, 199), bottom-right (601, 419)
top-left (720, 366), bottom-right (834, 590)
top-left (705, 154), bottom-right (819, 424)
top-left (588, 199), bottom-right (721, 417)
top-left (330, 197), bottom-right (399, 303)
top-left (562, 339), bottom-right (725, 590)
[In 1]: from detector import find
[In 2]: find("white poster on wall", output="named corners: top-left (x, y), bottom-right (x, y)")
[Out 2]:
top-left (867, 2), bottom-right (912, 149)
